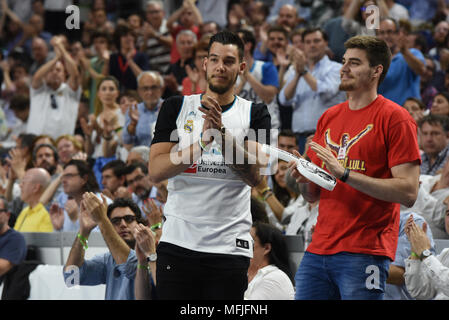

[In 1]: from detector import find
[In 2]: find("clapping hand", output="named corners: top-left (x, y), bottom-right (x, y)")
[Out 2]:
top-left (133, 223), bottom-right (156, 262)
top-left (142, 199), bottom-right (163, 227)
top-left (49, 203), bottom-right (64, 231)
top-left (405, 214), bottom-right (431, 257)
top-left (79, 198), bottom-right (97, 235)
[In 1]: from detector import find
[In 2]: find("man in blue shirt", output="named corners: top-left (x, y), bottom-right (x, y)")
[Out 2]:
top-left (63, 196), bottom-right (147, 300)
top-left (279, 27), bottom-right (346, 153)
top-left (377, 18), bottom-right (426, 105)
top-left (0, 196), bottom-right (27, 278)
top-left (123, 71), bottom-right (164, 148)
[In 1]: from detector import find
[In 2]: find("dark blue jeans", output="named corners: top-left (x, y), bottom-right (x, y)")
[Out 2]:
top-left (295, 251), bottom-right (390, 300)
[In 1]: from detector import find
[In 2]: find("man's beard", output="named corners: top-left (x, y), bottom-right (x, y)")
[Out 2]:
top-left (207, 72), bottom-right (238, 94)
top-left (40, 163), bottom-right (56, 175)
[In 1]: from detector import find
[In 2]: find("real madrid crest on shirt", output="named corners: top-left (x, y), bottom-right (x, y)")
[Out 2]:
top-left (184, 119), bottom-right (193, 133)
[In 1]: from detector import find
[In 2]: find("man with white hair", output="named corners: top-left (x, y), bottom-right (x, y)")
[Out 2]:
top-left (123, 71), bottom-right (164, 148)
top-left (168, 29), bottom-right (197, 87)
top-left (26, 36), bottom-right (81, 139)
top-left (14, 168), bottom-right (53, 232)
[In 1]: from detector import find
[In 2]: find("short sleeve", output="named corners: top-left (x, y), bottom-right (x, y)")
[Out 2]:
top-left (250, 103), bottom-right (271, 144)
top-left (151, 96), bottom-right (184, 144)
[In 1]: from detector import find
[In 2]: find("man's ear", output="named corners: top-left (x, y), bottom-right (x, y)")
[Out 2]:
top-left (239, 61), bottom-right (246, 75)
top-left (263, 242), bottom-right (272, 256)
top-left (373, 64), bottom-right (383, 81)
top-left (203, 56), bottom-right (208, 73)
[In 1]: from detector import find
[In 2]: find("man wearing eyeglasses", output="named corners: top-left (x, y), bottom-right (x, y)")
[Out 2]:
top-left (63, 196), bottom-right (155, 300)
top-left (123, 72), bottom-right (164, 148)
top-left (376, 18), bottom-right (426, 105)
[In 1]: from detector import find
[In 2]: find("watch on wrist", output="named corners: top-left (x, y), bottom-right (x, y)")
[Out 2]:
top-left (146, 252), bottom-right (157, 262)
top-left (299, 69), bottom-right (308, 77)
top-left (420, 249), bottom-right (432, 261)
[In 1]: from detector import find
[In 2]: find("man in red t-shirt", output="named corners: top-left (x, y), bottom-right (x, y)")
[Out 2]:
top-left (290, 36), bottom-right (421, 300)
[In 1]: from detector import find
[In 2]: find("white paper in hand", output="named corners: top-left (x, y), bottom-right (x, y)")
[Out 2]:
top-left (261, 144), bottom-right (337, 191)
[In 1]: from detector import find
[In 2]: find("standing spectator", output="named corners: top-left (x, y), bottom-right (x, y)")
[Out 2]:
top-left (279, 28), bottom-right (345, 153)
top-left (0, 196), bottom-right (27, 277)
top-left (275, 4), bottom-right (301, 33)
top-left (418, 114), bottom-right (449, 176)
top-left (430, 91), bottom-right (449, 117)
top-left (139, 0), bottom-right (172, 76)
top-left (63, 196), bottom-right (144, 300)
top-left (196, 0), bottom-right (229, 30)
top-left (181, 40), bottom-right (208, 95)
top-left (168, 30), bottom-right (196, 88)
top-left (27, 36), bottom-right (81, 140)
top-left (106, 24), bottom-right (149, 91)
top-left (291, 35), bottom-right (421, 300)
top-left (377, 18), bottom-right (426, 105)
top-left (101, 160), bottom-right (126, 200)
top-left (244, 222), bottom-right (295, 300)
top-left (123, 71), bottom-right (164, 148)
top-left (13, 168), bottom-right (52, 232)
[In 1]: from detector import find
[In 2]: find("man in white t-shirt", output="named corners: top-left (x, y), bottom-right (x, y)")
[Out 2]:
top-left (27, 35), bottom-right (81, 140)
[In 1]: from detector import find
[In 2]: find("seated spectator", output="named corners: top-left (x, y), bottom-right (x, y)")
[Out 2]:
top-left (14, 168), bottom-right (53, 232)
top-left (0, 196), bottom-right (27, 277)
top-left (27, 36), bottom-right (81, 140)
top-left (418, 114), bottom-right (449, 176)
top-left (421, 56), bottom-right (439, 109)
top-left (244, 221), bottom-right (294, 300)
top-left (285, 198), bottom-right (318, 250)
top-left (63, 196), bottom-right (144, 300)
top-left (101, 160), bottom-right (126, 200)
top-left (168, 30), bottom-right (196, 88)
top-left (123, 72), bottom-right (164, 149)
top-left (430, 91), bottom-right (449, 117)
top-left (106, 24), bottom-right (149, 91)
top-left (126, 146), bottom-right (150, 165)
top-left (32, 143), bottom-right (60, 177)
top-left (385, 211), bottom-right (436, 300)
top-left (118, 90), bottom-right (140, 120)
top-left (404, 211), bottom-right (449, 299)
top-left (49, 160), bottom-right (107, 232)
top-left (254, 25), bottom-right (289, 65)
top-left (181, 39), bottom-right (208, 95)
top-left (403, 97), bottom-right (427, 124)
top-left (82, 76), bottom-right (124, 161)
top-left (56, 135), bottom-right (84, 166)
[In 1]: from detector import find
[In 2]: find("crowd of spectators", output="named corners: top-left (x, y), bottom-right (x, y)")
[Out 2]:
top-left (2, 0), bottom-right (449, 301)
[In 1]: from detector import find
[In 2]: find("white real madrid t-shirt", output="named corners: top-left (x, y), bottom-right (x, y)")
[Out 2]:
top-left (152, 94), bottom-right (271, 258)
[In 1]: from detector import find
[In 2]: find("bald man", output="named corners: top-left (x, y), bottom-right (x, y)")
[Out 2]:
top-left (276, 4), bottom-right (299, 32)
top-left (14, 168), bottom-right (53, 232)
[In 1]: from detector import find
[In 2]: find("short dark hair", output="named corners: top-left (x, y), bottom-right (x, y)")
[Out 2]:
top-left (279, 129), bottom-right (298, 144)
top-left (32, 143), bottom-right (59, 163)
top-left (418, 114), bottom-right (449, 132)
top-left (237, 29), bottom-right (256, 56)
top-left (107, 197), bottom-right (146, 225)
top-left (404, 97), bottom-right (426, 111)
top-left (123, 161), bottom-right (148, 176)
top-left (64, 159), bottom-right (100, 193)
top-left (208, 30), bottom-right (244, 62)
top-left (250, 196), bottom-right (269, 224)
top-left (91, 30), bottom-right (111, 46)
top-left (302, 27), bottom-right (328, 42)
top-left (344, 36), bottom-right (391, 85)
top-left (101, 159), bottom-right (126, 177)
top-left (9, 94), bottom-right (30, 112)
top-left (267, 25), bottom-right (289, 39)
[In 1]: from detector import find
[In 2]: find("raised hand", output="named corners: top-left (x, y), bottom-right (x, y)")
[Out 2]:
top-left (7, 148), bottom-right (26, 180)
top-left (133, 223), bottom-right (156, 259)
top-left (185, 65), bottom-right (199, 84)
top-left (142, 199), bottom-right (163, 227)
top-left (49, 203), bottom-right (64, 231)
top-left (79, 198), bottom-right (97, 234)
top-left (82, 192), bottom-right (108, 224)
top-left (129, 104), bottom-right (140, 124)
top-left (65, 198), bottom-right (79, 222)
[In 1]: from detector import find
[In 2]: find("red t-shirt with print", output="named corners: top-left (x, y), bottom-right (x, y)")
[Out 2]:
top-left (306, 95), bottom-right (421, 261)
